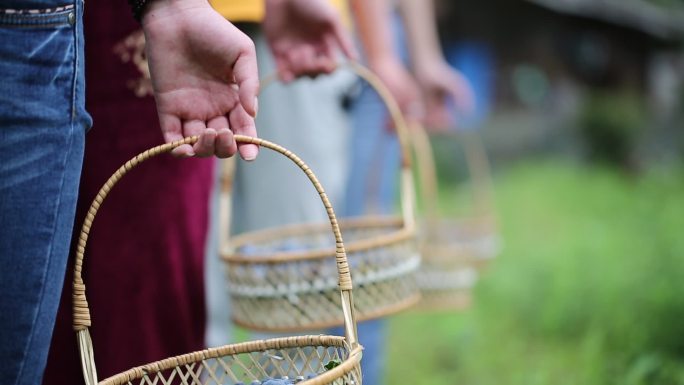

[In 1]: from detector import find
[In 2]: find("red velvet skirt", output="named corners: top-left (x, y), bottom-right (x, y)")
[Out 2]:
top-left (42, 3), bottom-right (214, 384)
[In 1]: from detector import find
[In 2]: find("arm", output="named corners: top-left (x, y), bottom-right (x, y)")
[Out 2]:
top-left (350, 0), bottom-right (395, 70)
top-left (349, 0), bottom-right (422, 120)
top-left (397, 0), bottom-right (443, 68)
top-left (398, 0), bottom-right (474, 130)
top-left (141, 0), bottom-right (260, 159)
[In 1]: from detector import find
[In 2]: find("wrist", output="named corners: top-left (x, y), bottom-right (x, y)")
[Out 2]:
top-left (139, 0), bottom-right (209, 25)
top-left (368, 54), bottom-right (402, 73)
top-left (413, 56), bottom-right (445, 81)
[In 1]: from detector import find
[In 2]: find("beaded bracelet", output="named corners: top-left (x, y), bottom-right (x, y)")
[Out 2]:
top-left (128, 0), bottom-right (150, 22)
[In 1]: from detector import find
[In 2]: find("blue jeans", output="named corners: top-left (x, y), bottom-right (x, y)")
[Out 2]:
top-left (330, 80), bottom-right (399, 385)
top-left (0, 1), bottom-right (90, 384)
top-left (330, 12), bottom-right (409, 385)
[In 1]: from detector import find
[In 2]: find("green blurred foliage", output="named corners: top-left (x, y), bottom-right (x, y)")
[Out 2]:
top-left (388, 160), bottom-right (684, 385)
top-left (646, 0), bottom-right (684, 8)
top-left (578, 91), bottom-right (647, 170)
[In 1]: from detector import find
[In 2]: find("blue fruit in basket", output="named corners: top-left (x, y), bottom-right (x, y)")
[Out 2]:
top-left (280, 237), bottom-right (306, 253)
top-left (240, 244), bottom-right (259, 256)
top-left (261, 379), bottom-right (293, 385)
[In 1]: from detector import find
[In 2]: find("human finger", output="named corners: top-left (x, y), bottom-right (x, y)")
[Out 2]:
top-left (228, 104), bottom-right (259, 161)
top-left (215, 127), bottom-right (238, 158)
top-left (189, 126), bottom-right (216, 158)
top-left (274, 52), bottom-right (295, 83)
top-left (207, 116), bottom-right (237, 158)
top-left (405, 100), bottom-right (426, 122)
top-left (159, 113), bottom-right (194, 157)
top-left (316, 37), bottom-right (339, 73)
top-left (424, 100), bottom-right (453, 131)
top-left (233, 41), bottom-right (259, 117)
top-left (447, 73), bottom-right (476, 113)
top-left (287, 46), bottom-right (318, 78)
top-left (330, 17), bottom-right (357, 60)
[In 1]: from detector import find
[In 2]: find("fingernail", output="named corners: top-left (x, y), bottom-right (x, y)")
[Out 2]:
top-left (242, 146), bottom-right (258, 161)
top-left (254, 97), bottom-right (259, 118)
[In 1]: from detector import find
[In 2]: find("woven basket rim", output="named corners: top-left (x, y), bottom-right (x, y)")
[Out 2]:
top-left (100, 335), bottom-right (362, 385)
top-left (421, 249), bottom-right (491, 261)
top-left (414, 291), bottom-right (473, 313)
top-left (422, 240), bottom-right (498, 258)
top-left (223, 215), bottom-right (414, 263)
top-left (421, 214), bottom-right (498, 231)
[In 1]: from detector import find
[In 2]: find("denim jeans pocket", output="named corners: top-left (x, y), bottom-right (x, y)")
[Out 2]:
top-left (0, 3), bottom-right (76, 28)
top-left (0, 0), bottom-right (91, 131)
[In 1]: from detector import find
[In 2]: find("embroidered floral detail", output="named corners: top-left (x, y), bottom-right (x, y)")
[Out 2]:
top-left (113, 29), bottom-right (153, 98)
top-left (0, 4), bottom-right (74, 15)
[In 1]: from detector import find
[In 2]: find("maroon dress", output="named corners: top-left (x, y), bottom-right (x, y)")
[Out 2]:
top-left (42, 3), bottom-right (214, 384)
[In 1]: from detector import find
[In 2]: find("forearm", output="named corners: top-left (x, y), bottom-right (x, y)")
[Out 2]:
top-left (349, 0), bottom-right (399, 68)
top-left (397, 0), bottom-right (444, 74)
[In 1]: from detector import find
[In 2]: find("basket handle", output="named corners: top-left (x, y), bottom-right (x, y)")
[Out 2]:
top-left (409, 122), bottom-right (495, 222)
top-left (220, 61), bottom-right (417, 256)
top-left (72, 136), bottom-right (359, 385)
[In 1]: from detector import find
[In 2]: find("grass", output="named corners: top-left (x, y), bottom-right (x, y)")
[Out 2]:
top-left (385, 159), bottom-right (684, 385)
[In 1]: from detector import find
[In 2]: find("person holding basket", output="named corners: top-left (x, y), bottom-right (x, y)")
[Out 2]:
top-left (0, 0), bottom-right (354, 384)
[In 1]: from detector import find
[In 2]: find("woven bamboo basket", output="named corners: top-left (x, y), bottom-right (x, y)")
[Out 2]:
top-left (72, 136), bottom-right (363, 385)
top-left (410, 124), bottom-right (500, 311)
top-left (220, 62), bottom-right (421, 332)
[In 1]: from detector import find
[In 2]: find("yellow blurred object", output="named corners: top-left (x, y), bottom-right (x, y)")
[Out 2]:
top-left (209, 0), bottom-right (350, 27)
top-left (209, 0), bottom-right (264, 22)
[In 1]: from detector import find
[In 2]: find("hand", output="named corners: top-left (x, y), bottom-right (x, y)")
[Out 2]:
top-left (416, 59), bottom-right (475, 132)
top-left (141, 0), bottom-right (259, 159)
top-left (263, 0), bottom-right (357, 82)
top-left (370, 57), bottom-right (423, 125)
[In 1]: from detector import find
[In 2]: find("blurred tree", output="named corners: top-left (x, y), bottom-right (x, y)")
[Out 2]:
top-left (578, 90), bottom-right (647, 171)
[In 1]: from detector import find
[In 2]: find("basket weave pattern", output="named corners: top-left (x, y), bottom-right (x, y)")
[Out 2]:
top-left (102, 336), bottom-right (361, 385)
top-left (417, 222), bottom-right (484, 310)
top-left (227, 218), bottom-right (419, 331)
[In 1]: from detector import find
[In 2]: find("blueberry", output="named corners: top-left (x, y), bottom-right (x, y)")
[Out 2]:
top-left (261, 379), bottom-right (293, 385)
top-left (240, 245), bottom-right (259, 256)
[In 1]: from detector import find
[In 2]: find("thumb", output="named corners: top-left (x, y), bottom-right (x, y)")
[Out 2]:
top-left (448, 73), bottom-right (476, 114)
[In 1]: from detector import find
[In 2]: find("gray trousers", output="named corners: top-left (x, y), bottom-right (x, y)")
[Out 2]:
top-left (204, 26), bottom-right (354, 347)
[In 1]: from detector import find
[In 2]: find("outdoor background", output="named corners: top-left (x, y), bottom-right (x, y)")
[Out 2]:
top-left (386, 0), bottom-right (684, 384)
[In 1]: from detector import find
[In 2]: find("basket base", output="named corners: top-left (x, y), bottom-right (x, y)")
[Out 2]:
top-left (232, 292), bottom-right (422, 333)
top-left (414, 290), bottom-right (472, 313)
